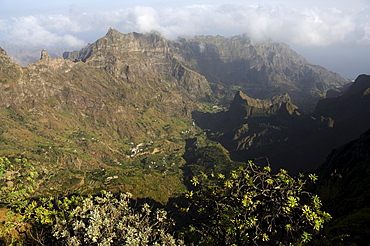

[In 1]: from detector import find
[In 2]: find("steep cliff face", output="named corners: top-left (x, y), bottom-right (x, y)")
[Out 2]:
top-left (315, 128), bottom-right (370, 244)
top-left (171, 34), bottom-right (349, 111)
top-left (63, 29), bottom-right (211, 99)
top-left (63, 29), bottom-right (349, 111)
top-left (195, 74), bottom-right (370, 174)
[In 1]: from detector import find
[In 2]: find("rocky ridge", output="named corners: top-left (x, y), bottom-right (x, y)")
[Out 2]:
top-left (63, 29), bottom-right (349, 111)
top-left (63, 29), bottom-right (211, 100)
top-left (196, 74), bottom-right (370, 174)
top-left (169, 34), bottom-right (349, 111)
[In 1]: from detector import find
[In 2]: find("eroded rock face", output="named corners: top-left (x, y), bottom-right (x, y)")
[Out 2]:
top-left (169, 34), bottom-right (350, 111)
top-left (193, 74), bottom-right (370, 174)
top-left (228, 91), bottom-right (299, 121)
top-left (0, 47), bottom-right (23, 79)
top-left (63, 29), bottom-right (211, 99)
top-left (63, 29), bottom-right (350, 112)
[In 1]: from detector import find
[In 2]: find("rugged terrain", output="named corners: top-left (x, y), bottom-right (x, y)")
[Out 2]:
top-left (64, 29), bottom-right (349, 111)
top-left (0, 29), bottom-right (352, 200)
top-left (196, 74), bottom-right (370, 174)
top-left (315, 127), bottom-right (370, 245)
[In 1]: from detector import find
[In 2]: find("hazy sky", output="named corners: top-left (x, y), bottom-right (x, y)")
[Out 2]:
top-left (0, 0), bottom-right (369, 79)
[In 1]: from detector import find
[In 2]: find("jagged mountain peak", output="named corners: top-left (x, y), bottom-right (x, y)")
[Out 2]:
top-left (200, 72), bottom-right (370, 174)
top-left (103, 28), bottom-right (166, 47)
top-left (0, 45), bottom-right (22, 78)
top-left (62, 29), bottom-right (210, 99)
top-left (105, 27), bottom-right (122, 38)
top-left (0, 46), bottom-right (15, 65)
top-left (40, 49), bottom-right (51, 62)
top-left (233, 90), bottom-right (294, 111)
top-left (0, 46), bottom-right (12, 67)
top-left (63, 29), bottom-right (170, 64)
top-left (228, 90), bottom-right (298, 122)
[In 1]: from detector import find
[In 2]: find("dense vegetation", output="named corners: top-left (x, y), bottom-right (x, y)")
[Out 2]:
top-left (1, 155), bottom-right (332, 245)
top-left (180, 161), bottom-right (330, 245)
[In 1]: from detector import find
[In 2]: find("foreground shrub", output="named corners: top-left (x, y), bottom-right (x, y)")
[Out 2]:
top-left (52, 191), bottom-right (183, 246)
top-left (181, 160), bottom-right (331, 245)
top-left (1, 191), bottom-right (183, 246)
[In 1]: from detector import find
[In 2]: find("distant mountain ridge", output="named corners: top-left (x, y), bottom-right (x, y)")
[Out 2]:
top-left (170, 34), bottom-right (349, 111)
top-left (63, 29), bottom-right (349, 111)
top-left (0, 40), bottom-right (67, 67)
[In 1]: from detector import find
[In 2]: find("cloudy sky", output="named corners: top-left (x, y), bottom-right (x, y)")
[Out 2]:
top-left (0, 0), bottom-right (369, 79)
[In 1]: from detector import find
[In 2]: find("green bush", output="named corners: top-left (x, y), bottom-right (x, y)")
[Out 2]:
top-left (51, 191), bottom-right (183, 245)
top-left (0, 157), bottom-right (38, 204)
top-left (1, 191), bottom-right (183, 246)
top-left (181, 161), bottom-right (331, 245)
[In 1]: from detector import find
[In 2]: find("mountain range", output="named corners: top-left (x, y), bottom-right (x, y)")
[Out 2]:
top-left (0, 28), bottom-right (363, 199)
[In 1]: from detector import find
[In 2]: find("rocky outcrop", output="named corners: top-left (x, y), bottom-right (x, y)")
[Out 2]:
top-left (228, 91), bottom-right (299, 121)
top-left (0, 47), bottom-right (23, 79)
top-left (40, 49), bottom-right (51, 62)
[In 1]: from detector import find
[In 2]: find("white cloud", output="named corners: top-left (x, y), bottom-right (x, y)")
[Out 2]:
top-left (0, 14), bottom-right (85, 47)
top-left (62, 34), bottom-right (86, 47)
top-left (132, 6), bottom-right (160, 33)
top-left (0, 3), bottom-right (369, 48)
